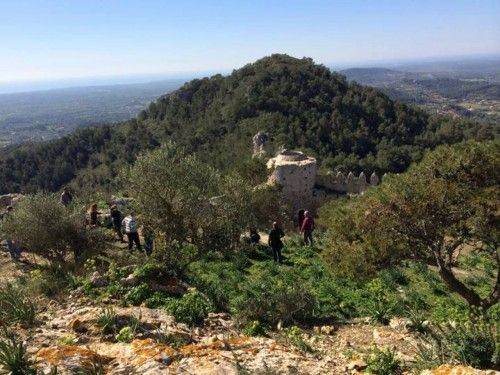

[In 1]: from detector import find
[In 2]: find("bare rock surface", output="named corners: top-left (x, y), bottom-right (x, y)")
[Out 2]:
top-left (17, 299), bottom-right (497, 374)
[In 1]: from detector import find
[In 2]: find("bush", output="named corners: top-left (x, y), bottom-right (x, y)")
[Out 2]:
top-left (231, 262), bottom-right (316, 326)
top-left (27, 264), bottom-right (73, 298)
top-left (186, 260), bottom-right (243, 310)
top-left (115, 327), bottom-right (134, 343)
top-left (242, 321), bottom-right (268, 337)
top-left (96, 308), bottom-right (118, 335)
top-left (0, 283), bottom-right (37, 326)
top-left (416, 313), bottom-right (499, 370)
top-left (285, 326), bottom-right (312, 353)
top-left (365, 346), bottom-right (402, 375)
top-left (0, 193), bottom-right (105, 266)
top-left (164, 289), bottom-right (213, 326)
top-left (0, 331), bottom-right (37, 375)
top-left (124, 284), bottom-right (153, 306)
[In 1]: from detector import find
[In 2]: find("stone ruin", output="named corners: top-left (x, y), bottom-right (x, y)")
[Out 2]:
top-left (265, 146), bottom-right (381, 213)
top-left (252, 131), bottom-right (270, 158)
top-left (315, 170), bottom-right (381, 194)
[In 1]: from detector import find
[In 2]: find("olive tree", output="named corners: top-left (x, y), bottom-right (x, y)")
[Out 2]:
top-left (320, 141), bottom-right (499, 309)
top-left (1, 193), bottom-right (104, 265)
top-left (125, 142), bottom-right (284, 263)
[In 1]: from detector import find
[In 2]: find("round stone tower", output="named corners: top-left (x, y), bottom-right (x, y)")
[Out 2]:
top-left (267, 150), bottom-right (317, 211)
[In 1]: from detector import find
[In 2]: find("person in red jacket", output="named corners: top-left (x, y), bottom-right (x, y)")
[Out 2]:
top-left (301, 210), bottom-right (315, 246)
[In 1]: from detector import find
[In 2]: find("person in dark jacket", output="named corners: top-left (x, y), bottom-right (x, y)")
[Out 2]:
top-left (60, 187), bottom-right (73, 206)
top-left (88, 203), bottom-right (100, 228)
top-left (268, 222), bottom-right (285, 263)
top-left (297, 209), bottom-right (305, 231)
top-left (249, 228), bottom-right (261, 245)
top-left (110, 205), bottom-right (124, 241)
top-left (301, 210), bottom-right (315, 246)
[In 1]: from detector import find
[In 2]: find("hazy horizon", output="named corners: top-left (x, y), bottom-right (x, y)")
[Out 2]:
top-left (1, 52), bottom-right (499, 95)
top-left (1, 0), bottom-right (499, 92)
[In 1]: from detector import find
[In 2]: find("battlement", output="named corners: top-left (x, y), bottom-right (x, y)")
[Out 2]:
top-left (316, 170), bottom-right (381, 194)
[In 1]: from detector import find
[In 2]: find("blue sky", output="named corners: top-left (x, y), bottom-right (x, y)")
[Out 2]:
top-left (0, 0), bottom-right (499, 83)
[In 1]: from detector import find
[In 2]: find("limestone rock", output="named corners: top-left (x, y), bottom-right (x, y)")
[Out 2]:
top-left (120, 273), bottom-right (139, 287)
top-left (90, 271), bottom-right (109, 288)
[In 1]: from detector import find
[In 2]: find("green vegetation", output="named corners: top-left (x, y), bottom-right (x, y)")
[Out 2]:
top-left (320, 141), bottom-right (499, 310)
top-left (0, 54), bottom-right (494, 194)
top-left (1, 194), bottom-right (106, 266)
top-left (0, 331), bottom-right (40, 375)
top-left (0, 283), bottom-right (37, 326)
top-left (365, 346), bottom-right (402, 375)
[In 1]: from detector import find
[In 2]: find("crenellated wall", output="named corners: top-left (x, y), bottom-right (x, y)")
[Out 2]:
top-left (315, 170), bottom-right (382, 194)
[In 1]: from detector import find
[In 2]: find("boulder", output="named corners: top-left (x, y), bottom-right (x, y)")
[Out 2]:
top-left (90, 272), bottom-right (109, 288)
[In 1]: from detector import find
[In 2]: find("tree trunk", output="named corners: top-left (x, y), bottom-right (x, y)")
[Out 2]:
top-left (437, 263), bottom-right (482, 306)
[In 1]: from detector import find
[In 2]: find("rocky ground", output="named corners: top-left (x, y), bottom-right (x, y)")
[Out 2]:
top-left (10, 291), bottom-right (494, 375)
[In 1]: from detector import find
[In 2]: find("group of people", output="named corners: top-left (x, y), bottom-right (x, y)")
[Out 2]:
top-left (62, 187), bottom-right (153, 256)
top-left (250, 209), bottom-right (315, 264)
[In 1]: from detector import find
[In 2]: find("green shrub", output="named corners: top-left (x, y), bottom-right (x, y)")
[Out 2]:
top-left (133, 263), bottom-right (171, 283)
top-left (365, 346), bottom-right (402, 375)
top-left (186, 260), bottom-right (243, 310)
top-left (242, 321), bottom-right (268, 337)
top-left (115, 327), bottom-right (134, 343)
top-left (144, 292), bottom-right (171, 309)
top-left (285, 326), bottom-right (312, 353)
top-left (0, 331), bottom-right (37, 375)
top-left (27, 264), bottom-right (72, 298)
top-left (231, 262), bottom-right (316, 326)
top-left (154, 330), bottom-right (191, 348)
top-left (124, 283), bottom-right (153, 306)
top-left (96, 308), bottom-right (118, 335)
top-left (0, 193), bottom-right (105, 266)
top-left (58, 334), bottom-right (77, 346)
top-left (416, 313), bottom-right (499, 370)
top-left (0, 283), bottom-right (37, 326)
top-left (164, 289), bottom-right (213, 326)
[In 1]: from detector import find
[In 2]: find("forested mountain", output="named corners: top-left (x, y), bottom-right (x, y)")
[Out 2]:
top-left (0, 54), bottom-right (495, 194)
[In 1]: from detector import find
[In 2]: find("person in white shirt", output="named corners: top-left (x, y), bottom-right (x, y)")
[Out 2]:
top-left (122, 212), bottom-right (142, 252)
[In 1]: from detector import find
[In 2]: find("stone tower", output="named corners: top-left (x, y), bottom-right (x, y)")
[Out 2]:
top-left (267, 150), bottom-right (317, 212)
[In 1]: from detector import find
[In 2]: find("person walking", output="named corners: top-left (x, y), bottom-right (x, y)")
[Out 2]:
top-left (87, 203), bottom-right (100, 228)
top-left (60, 187), bottom-right (73, 206)
top-left (301, 210), bottom-right (315, 246)
top-left (249, 228), bottom-right (261, 245)
top-left (110, 205), bottom-right (124, 242)
top-left (6, 239), bottom-right (21, 260)
top-left (297, 209), bottom-right (305, 231)
top-left (268, 222), bottom-right (285, 263)
top-left (122, 212), bottom-right (142, 252)
top-left (143, 226), bottom-right (154, 256)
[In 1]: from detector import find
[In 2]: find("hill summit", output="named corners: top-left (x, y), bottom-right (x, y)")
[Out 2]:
top-left (0, 54), bottom-right (492, 193)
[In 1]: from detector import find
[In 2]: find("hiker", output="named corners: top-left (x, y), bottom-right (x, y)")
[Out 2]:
top-left (60, 187), bottom-right (73, 206)
top-left (0, 205), bottom-right (13, 222)
top-left (297, 209), bottom-right (305, 231)
top-left (110, 205), bottom-right (124, 241)
top-left (268, 222), bottom-right (285, 263)
top-left (301, 210), bottom-right (315, 246)
top-left (6, 239), bottom-right (21, 260)
top-left (87, 203), bottom-right (100, 228)
top-left (143, 226), bottom-right (154, 256)
top-left (250, 228), bottom-right (261, 245)
top-left (122, 212), bottom-right (142, 252)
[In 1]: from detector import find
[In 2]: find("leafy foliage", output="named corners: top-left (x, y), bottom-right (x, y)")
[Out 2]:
top-left (365, 346), bottom-right (402, 375)
top-left (0, 194), bottom-right (105, 265)
top-left (163, 288), bottom-right (213, 326)
top-left (320, 141), bottom-right (500, 309)
top-left (0, 283), bottom-right (37, 326)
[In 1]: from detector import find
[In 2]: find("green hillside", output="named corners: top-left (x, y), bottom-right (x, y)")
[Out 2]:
top-left (0, 54), bottom-right (494, 194)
